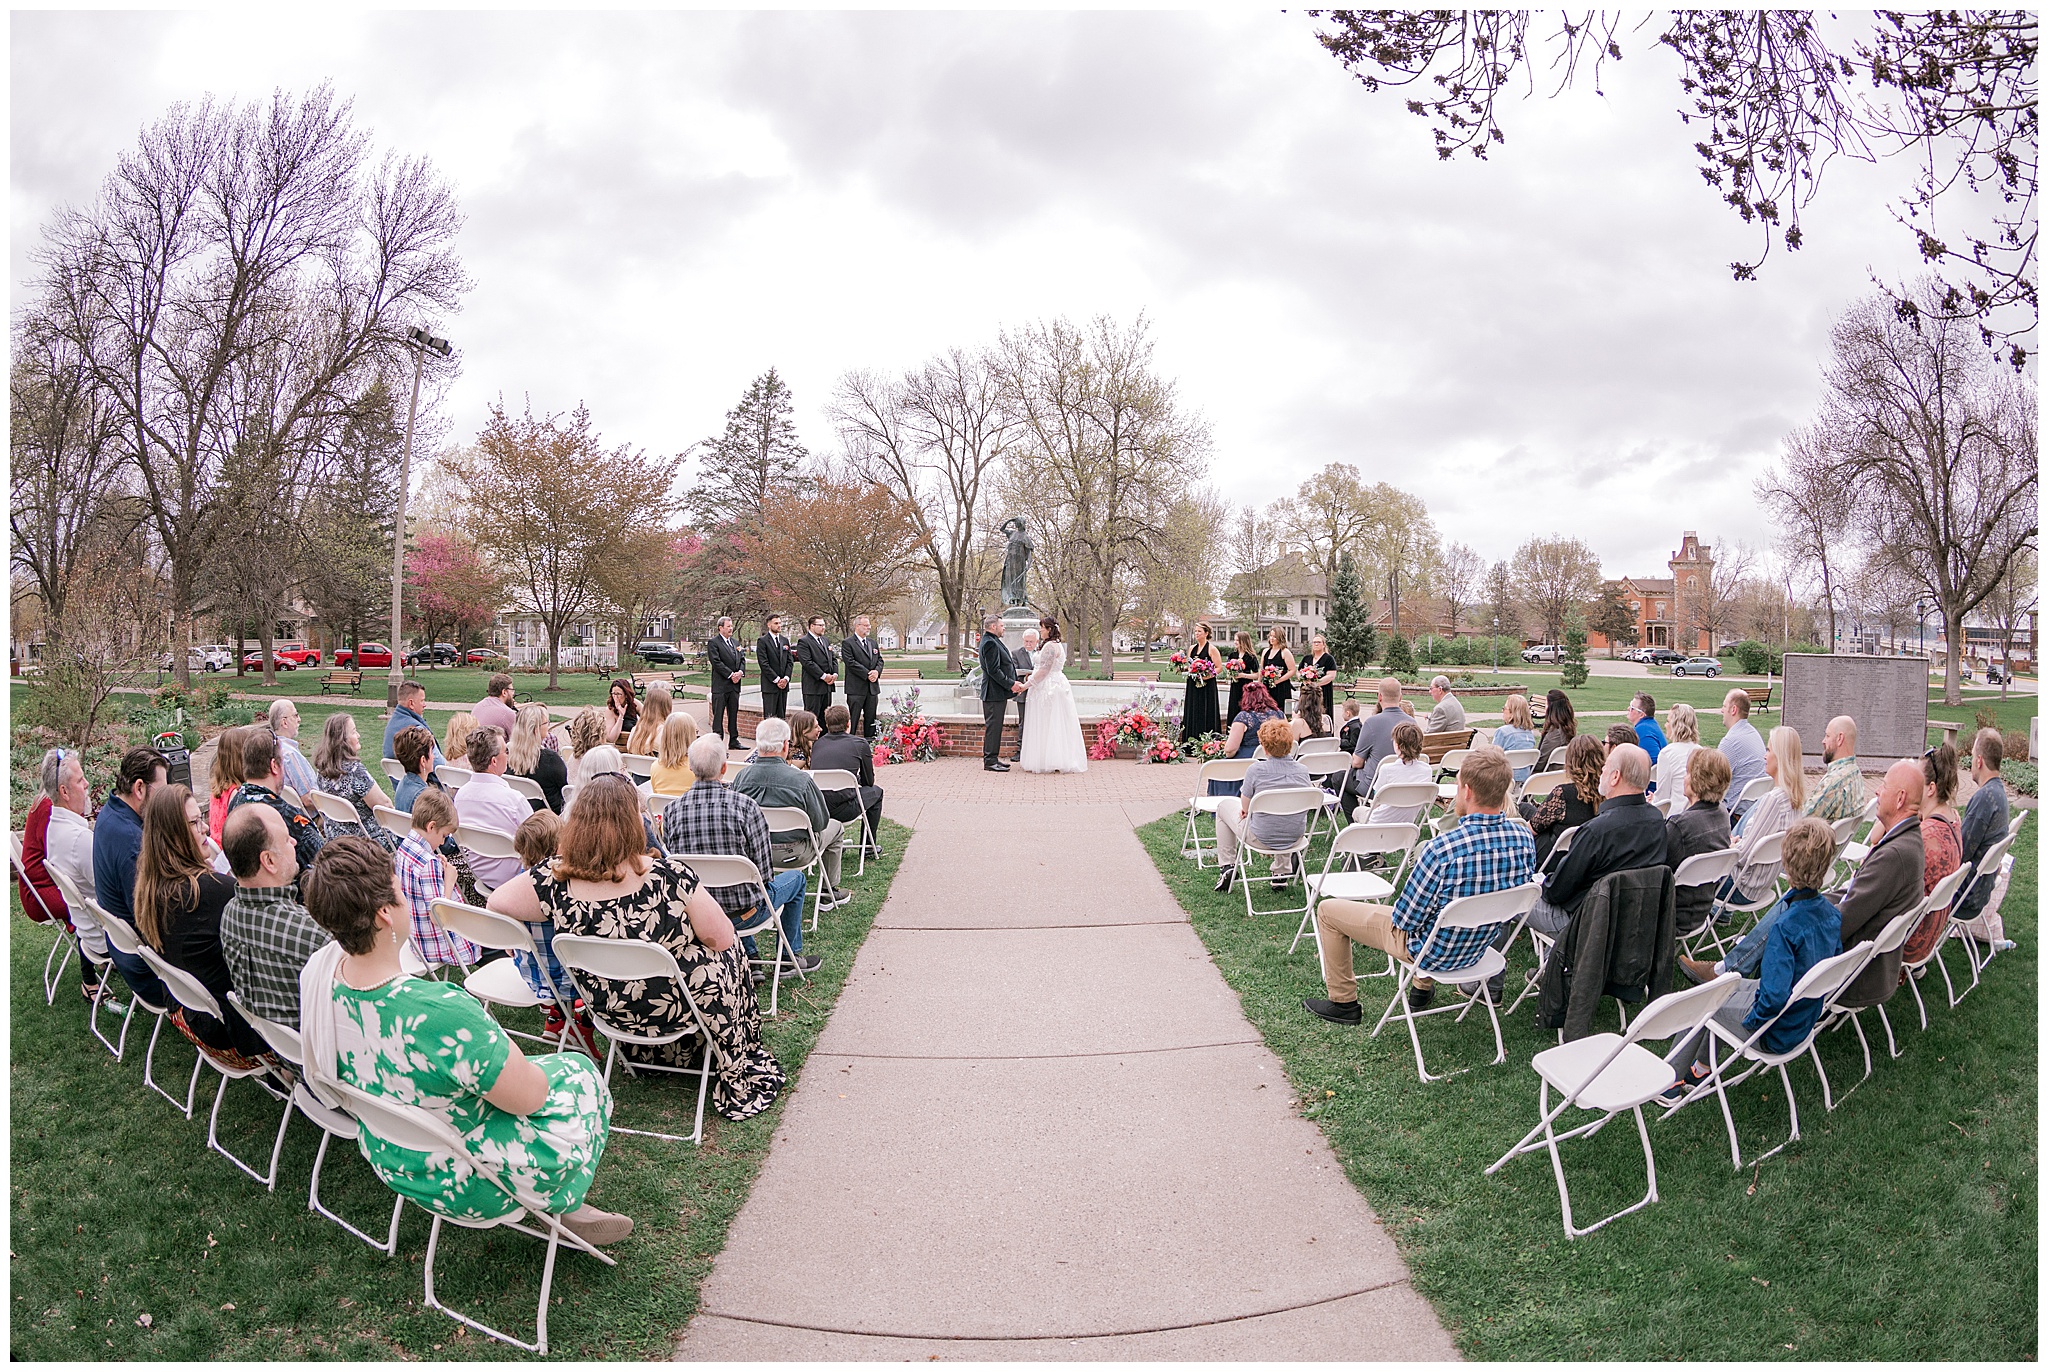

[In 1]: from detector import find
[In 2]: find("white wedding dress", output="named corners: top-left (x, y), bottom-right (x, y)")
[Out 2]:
top-left (1019, 640), bottom-right (1088, 773)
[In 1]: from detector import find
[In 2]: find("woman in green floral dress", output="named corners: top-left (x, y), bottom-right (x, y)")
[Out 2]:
top-left (297, 835), bottom-right (632, 1245)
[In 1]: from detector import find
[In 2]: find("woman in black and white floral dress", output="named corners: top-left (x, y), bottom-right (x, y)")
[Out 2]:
top-left (486, 774), bottom-right (784, 1121)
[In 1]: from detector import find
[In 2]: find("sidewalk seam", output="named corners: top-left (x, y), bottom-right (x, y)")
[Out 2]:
top-left (813, 1038), bottom-right (1262, 1063)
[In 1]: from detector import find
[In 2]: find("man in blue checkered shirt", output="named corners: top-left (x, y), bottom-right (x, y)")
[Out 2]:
top-left (1305, 745), bottom-right (1535, 1025)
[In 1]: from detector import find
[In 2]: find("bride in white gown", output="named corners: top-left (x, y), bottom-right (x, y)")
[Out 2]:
top-left (1018, 616), bottom-right (1088, 774)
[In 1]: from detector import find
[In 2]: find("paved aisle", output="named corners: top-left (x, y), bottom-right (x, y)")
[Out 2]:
top-left (677, 765), bottom-right (1455, 1360)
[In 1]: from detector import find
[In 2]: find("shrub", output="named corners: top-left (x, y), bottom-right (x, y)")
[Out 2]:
top-left (2001, 729), bottom-right (2030, 764)
top-left (1560, 616), bottom-right (1589, 689)
top-left (2002, 760), bottom-right (2037, 797)
top-left (1381, 633), bottom-right (1415, 674)
top-left (1730, 640), bottom-right (1772, 675)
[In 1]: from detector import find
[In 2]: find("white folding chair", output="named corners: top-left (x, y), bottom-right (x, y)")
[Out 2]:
top-left (1731, 776), bottom-right (1775, 811)
top-left (1293, 735), bottom-right (1343, 757)
top-left (303, 789), bottom-right (364, 833)
top-left (673, 852), bottom-right (806, 1015)
top-left (1670, 846), bottom-right (1741, 943)
top-left (1658, 943), bottom-right (1876, 1169)
top-left (137, 945), bottom-right (293, 1186)
top-left (1650, 793), bottom-right (1682, 817)
top-left (454, 822), bottom-right (519, 899)
top-left (437, 764), bottom-right (474, 790)
top-left (1228, 786), bottom-right (1327, 919)
top-left (1371, 881), bottom-right (1541, 1082)
top-left (379, 756), bottom-right (406, 784)
top-left (560, 782), bottom-right (579, 811)
top-left (551, 934), bottom-right (722, 1144)
top-left (1970, 810), bottom-right (2028, 971)
top-left (1433, 749), bottom-right (1472, 808)
top-left (1518, 771), bottom-right (1567, 803)
top-left (505, 774), bottom-right (547, 805)
top-left (45, 867), bottom-right (129, 1052)
top-left (1688, 831), bottom-right (1786, 959)
top-left (372, 805), bottom-right (414, 843)
top-left (1815, 901), bottom-right (1934, 1104)
top-left (1297, 752), bottom-right (1355, 843)
top-left (809, 767), bottom-right (876, 875)
top-left (328, 1079), bottom-right (617, 1355)
top-left (96, 912), bottom-right (184, 1092)
top-left (12, 831), bottom-right (79, 1004)
top-left (1182, 757), bottom-right (1254, 867)
top-left (1535, 824), bottom-right (1580, 880)
top-left (620, 752), bottom-right (657, 779)
top-left (227, 992), bottom-right (404, 1255)
top-left (429, 898), bottom-right (560, 1045)
top-left (1487, 972), bottom-right (1746, 1238)
top-left (1503, 747), bottom-right (1540, 790)
top-left (1293, 822), bottom-right (1419, 956)
top-left (760, 805), bottom-right (839, 932)
top-left (1902, 858), bottom-right (1992, 1023)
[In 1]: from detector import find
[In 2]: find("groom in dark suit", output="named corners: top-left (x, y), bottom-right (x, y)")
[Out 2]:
top-left (980, 616), bottom-right (1025, 772)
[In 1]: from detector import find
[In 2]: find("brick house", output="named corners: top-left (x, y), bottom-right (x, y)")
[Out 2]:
top-left (1589, 531), bottom-right (1715, 654)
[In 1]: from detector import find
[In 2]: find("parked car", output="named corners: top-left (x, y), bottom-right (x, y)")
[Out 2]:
top-left (633, 640), bottom-right (688, 665)
top-left (161, 647), bottom-right (217, 673)
top-left (1670, 656), bottom-right (1721, 677)
top-left (406, 643), bottom-right (460, 667)
top-left (1644, 648), bottom-right (1685, 666)
top-left (242, 650), bottom-right (300, 671)
top-left (334, 642), bottom-right (393, 669)
top-left (1521, 644), bottom-right (1563, 664)
top-left (1957, 661), bottom-right (1975, 682)
top-left (465, 647), bottom-right (506, 665)
top-left (248, 643), bottom-right (321, 667)
top-left (1988, 662), bottom-right (2011, 684)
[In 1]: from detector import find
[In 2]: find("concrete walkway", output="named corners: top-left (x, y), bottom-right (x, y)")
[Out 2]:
top-left (676, 762), bottom-right (1456, 1360)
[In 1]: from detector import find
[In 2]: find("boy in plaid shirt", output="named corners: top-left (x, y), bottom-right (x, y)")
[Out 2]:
top-left (394, 789), bottom-right (478, 968)
top-left (1304, 746), bottom-right (1535, 1024)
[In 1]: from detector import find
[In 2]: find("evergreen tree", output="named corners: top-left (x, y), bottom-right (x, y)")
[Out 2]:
top-left (1325, 550), bottom-right (1376, 669)
top-left (685, 367), bottom-right (810, 530)
top-left (1382, 631), bottom-right (1415, 675)
top-left (1561, 612), bottom-right (1590, 688)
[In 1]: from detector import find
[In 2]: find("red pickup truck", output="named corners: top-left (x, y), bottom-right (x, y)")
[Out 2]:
top-left (333, 643), bottom-right (394, 668)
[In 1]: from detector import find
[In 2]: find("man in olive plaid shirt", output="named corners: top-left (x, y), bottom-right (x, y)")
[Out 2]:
top-left (218, 805), bottom-right (332, 1030)
top-left (657, 735), bottom-right (814, 970)
top-left (1305, 746), bottom-right (1536, 1024)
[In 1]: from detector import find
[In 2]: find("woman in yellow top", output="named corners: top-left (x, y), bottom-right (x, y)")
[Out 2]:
top-left (648, 711), bottom-right (699, 796)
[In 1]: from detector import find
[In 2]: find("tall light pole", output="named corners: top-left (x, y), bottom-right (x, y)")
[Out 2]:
top-left (388, 326), bottom-right (452, 707)
top-left (1916, 598), bottom-right (1927, 661)
top-left (1492, 615), bottom-right (1499, 673)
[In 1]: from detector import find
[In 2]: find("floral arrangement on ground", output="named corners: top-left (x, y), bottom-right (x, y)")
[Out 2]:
top-left (1089, 687), bottom-right (1186, 763)
top-left (875, 686), bottom-right (945, 764)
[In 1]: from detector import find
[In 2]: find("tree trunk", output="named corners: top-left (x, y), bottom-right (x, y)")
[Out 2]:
top-left (1098, 594), bottom-right (1118, 678)
top-left (259, 621), bottom-right (278, 687)
top-left (546, 620), bottom-right (561, 690)
top-left (1943, 606), bottom-right (1963, 706)
top-left (945, 610), bottom-right (961, 672)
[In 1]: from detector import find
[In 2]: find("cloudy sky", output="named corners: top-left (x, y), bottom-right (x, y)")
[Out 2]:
top-left (13, 9), bottom-right (1944, 581)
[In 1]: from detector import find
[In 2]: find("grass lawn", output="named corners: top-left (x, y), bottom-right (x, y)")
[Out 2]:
top-left (1136, 813), bottom-right (2037, 1360)
top-left (9, 820), bottom-right (908, 1360)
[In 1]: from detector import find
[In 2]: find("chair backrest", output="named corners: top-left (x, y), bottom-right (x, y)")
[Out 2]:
top-left (1294, 735), bottom-right (1343, 756)
top-left (720, 761), bottom-right (749, 784)
top-left (1197, 757), bottom-right (1254, 786)
top-left (809, 767), bottom-right (861, 793)
top-left (1298, 752), bottom-right (1353, 781)
top-left (1420, 881), bottom-right (1541, 952)
top-left (1330, 821), bottom-right (1418, 860)
top-left (1741, 830), bottom-right (1787, 869)
top-left (379, 757), bottom-right (406, 783)
top-left (504, 774), bottom-right (546, 803)
top-left (1244, 785), bottom-right (1327, 819)
top-left (225, 990), bottom-right (303, 1064)
top-left (372, 805), bottom-right (413, 841)
top-left (1624, 969), bottom-right (1746, 1045)
top-left (1734, 776), bottom-right (1775, 808)
top-left (2007, 809), bottom-right (2029, 841)
top-left (455, 822), bottom-right (519, 860)
top-left (621, 752), bottom-right (656, 779)
top-left (328, 1079), bottom-right (486, 1172)
top-left (671, 851), bottom-right (765, 890)
top-left (437, 764), bottom-right (473, 790)
top-left (551, 932), bottom-right (685, 987)
top-left (1648, 793), bottom-right (1679, 817)
top-left (1518, 771), bottom-right (1565, 800)
top-left (10, 832), bottom-right (62, 924)
top-left (1924, 859), bottom-right (1973, 916)
top-left (1438, 748), bottom-right (1470, 774)
top-left (304, 789), bottom-right (362, 829)
top-left (1503, 747), bottom-right (1540, 771)
top-left (1367, 781), bottom-right (1438, 811)
top-left (760, 805), bottom-right (817, 837)
top-left (429, 898), bottom-right (537, 956)
top-left (44, 861), bottom-right (87, 918)
top-left (1781, 943), bottom-right (1875, 1011)
top-left (97, 906), bottom-right (146, 957)
top-left (1867, 903), bottom-right (1925, 959)
top-left (137, 942), bottom-right (225, 1021)
top-left (1829, 812), bottom-right (1860, 846)
top-left (1671, 847), bottom-right (1741, 889)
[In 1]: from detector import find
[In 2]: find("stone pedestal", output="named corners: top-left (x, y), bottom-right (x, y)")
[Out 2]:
top-left (999, 606), bottom-right (1039, 654)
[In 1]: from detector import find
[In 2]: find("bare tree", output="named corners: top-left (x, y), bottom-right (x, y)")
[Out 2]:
top-left (1483, 558), bottom-right (1521, 642)
top-left (1354, 483), bottom-right (1439, 634)
top-left (1511, 535), bottom-right (1603, 645)
top-left (832, 347), bottom-right (1016, 671)
top-left (1985, 548), bottom-right (2037, 697)
top-left (1226, 502), bottom-right (1271, 630)
top-left (1436, 541), bottom-right (1483, 635)
top-left (1268, 462), bottom-right (1375, 593)
top-left (1756, 423), bottom-right (1849, 647)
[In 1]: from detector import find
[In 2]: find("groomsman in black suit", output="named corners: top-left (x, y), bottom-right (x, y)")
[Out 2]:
top-left (841, 614), bottom-right (885, 741)
top-left (756, 613), bottom-right (793, 721)
top-left (707, 616), bottom-right (747, 747)
top-left (795, 615), bottom-right (840, 720)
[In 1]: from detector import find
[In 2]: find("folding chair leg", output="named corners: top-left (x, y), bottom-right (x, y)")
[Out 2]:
top-left (90, 981), bottom-right (136, 1060)
top-left (1908, 968), bottom-right (1931, 1031)
top-left (1876, 1002), bottom-right (1902, 1059)
top-left (43, 935), bottom-right (74, 1006)
top-left (143, 1016), bottom-right (204, 1117)
top-left (309, 1130), bottom-right (405, 1255)
top-left (423, 1215), bottom-right (557, 1355)
top-left (208, 1070), bottom-right (295, 1189)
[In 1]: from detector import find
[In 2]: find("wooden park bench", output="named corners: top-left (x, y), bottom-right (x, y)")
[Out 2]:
top-left (1930, 719), bottom-right (1964, 750)
top-left (1111, 670), bottom-right (1163, 682)
top-left (1746, 683), bottom-right (1774, 712)
top-left (879, 666), bottom-right (923, 681)
top-left (319, 669), bottom-right (364, 695)
top-left (1421, 727), bottom-right (1479, 765)
top-left (631, 670), bottom-right (677, 694)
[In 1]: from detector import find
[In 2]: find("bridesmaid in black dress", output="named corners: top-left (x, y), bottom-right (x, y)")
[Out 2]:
top-left (1180, 621), bottom-right (1224, 739)
top-left (1303, 631), bottom-right (1338, 719)
top-left (1261, 627), bottom-right (1297, 712)
top-left (1225, 631), bottom-right (1259, 722)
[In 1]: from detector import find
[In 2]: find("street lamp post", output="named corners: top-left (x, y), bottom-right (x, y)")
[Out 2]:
top-left (1492, 615), bottom-right (1499, 673)
top-left (388, 326), bottom-right (453, 707)
top-left (1917, 598), bottom-right (1927, 662)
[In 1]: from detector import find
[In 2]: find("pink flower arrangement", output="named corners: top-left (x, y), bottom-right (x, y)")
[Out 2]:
top-left (1089, 700), bottom-right (1185, 762)
top-left (1186, 655), bottom-right (1218, 681)
top-left (1297, 665), bottom-right (1324, 686)
top-left (878, 686), bottom-right (945, 763)
top-left (1261, 664), bottom-right (1284, 684)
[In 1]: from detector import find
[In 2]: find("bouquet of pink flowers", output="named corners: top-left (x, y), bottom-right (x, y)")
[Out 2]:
top-left (1169, 650), bottom-right (1189, 671)
top-left (1261, 664), bottom-right (1284, 685)
top-left (1297, 665), bottom-right (1324, 686)
top-left (878, 686), bottom-right (945, 763)
top-left (1186, 655), bottom-right (1218, 681)
top-left (1178, 732), bottom-right (1230, 761)
top-left (1089, 700), bottom-right (1184, 762)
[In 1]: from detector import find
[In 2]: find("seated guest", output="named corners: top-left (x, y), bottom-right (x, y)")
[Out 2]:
top-left (1535, 689), bottom-right (1577, 769)
top-left (393, 789), bottom-right (479, 970)
top-left (1664, 748), bottom-right (1734, 936)
top-left (268, 700), bottom-right (321, 810)
top-left (1899, 743), bottom-right (1963, 966)
top-left (297, 835), bottom-right (630, 1246)
top-left (1365, 721), bottom-right (1434, 826)
top-left (229, 729), bottom-right (326, 871)
top-left (453, 725), bottom-right (532, 895)
top-left (208, 725), bottom-right (251, 844)
top-left (473, 672), bottom-right (519, 738)
top-left (220, 804), bottom-right (331, 1031)
top-left (1804, 715), bottom-right (1864, 822)
top-left (1211, 682), bottom-right (1285, 799)
top-left (312, 712), bottom-right (400, 852)
top-left (490, 774), bottom-right (787, 1119)
top-left (1517, 743), bottom-right (1665, 980)
top-left (95, 746), bottom-right (172, 1005)
top-left (1954, 728), bottom-right (2011, 940)
top-left (1666, 816), bottom-right (1841, 1097)
top-left (1213, 719), bottom-right (1316, 894)
top-left (1289, 687), bottom-right (1333, 744)
top-left (603, 678), bottom-right (639, 747)
top-left (1339, 677), bottom-right (1408, 818)
top-left (649, 711), bottom-right (699, 796)
top-left (382, 680), bottom-right (445, 767)
top-left (626, 682), bottom-right (673, 758)
top-left (1491, 693), bottom-right (1537, 783)
top-left (507, 704), bottom-right (569, 813)
top-left (1651, 703), bottom-right (1702, 804)
top-left (656, 735), bottom-right (814, 975)
top-left (1720, 726), bottom-right (1803, 906)
top-left (781, 708), bottom-right (822, 768)
top-left (392, 725), bottom-right (439, 814)
top-left (500, 809), bottom-right (592, 1047)
top-left (1604, 722), bottom-right (1639, 751)
top-left (133, 784), bottom-right (267, 1060)
top-left (441, 711), bottom-right (479, 769)
top-left (810, 705), bottom-right (882, 857)
top-left (26, 747), bottom-right (108, 1002)
top-left (733, 717), bottom-right (849, 910)
top-left (567, 707), bottom-right (606, 767)
top-left (1336, 700), bottom-right (1363, 755)
top-left (1425, 676), bottom-right (1466, 733)
top-left (1628, 691), bottom-right (1666, 769)
top-left (1303, 747), bottom-right (1532, 1022)
top-left (1719, 688), bottom-right (1768, 818)
top-left (1520, 734), bottom-right (1604, 868)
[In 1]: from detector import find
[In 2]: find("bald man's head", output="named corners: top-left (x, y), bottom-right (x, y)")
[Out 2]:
top-left (1877, 757), bottom-right (1927, 831)
top-left (1603, 742), bottom-right (1651, 795)
top-left (1824, 715), bottom-right (1858, 762)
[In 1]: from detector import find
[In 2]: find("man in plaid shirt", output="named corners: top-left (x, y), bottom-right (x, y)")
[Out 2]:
top-left (218, 804), bottom-right (332, 1030)
top-left (657, 735), bottom-right (816, 972)
top-left (393, 789), bottom-right (478, 968)
top-left (1304, 746), bottom-right (1535, 1025)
